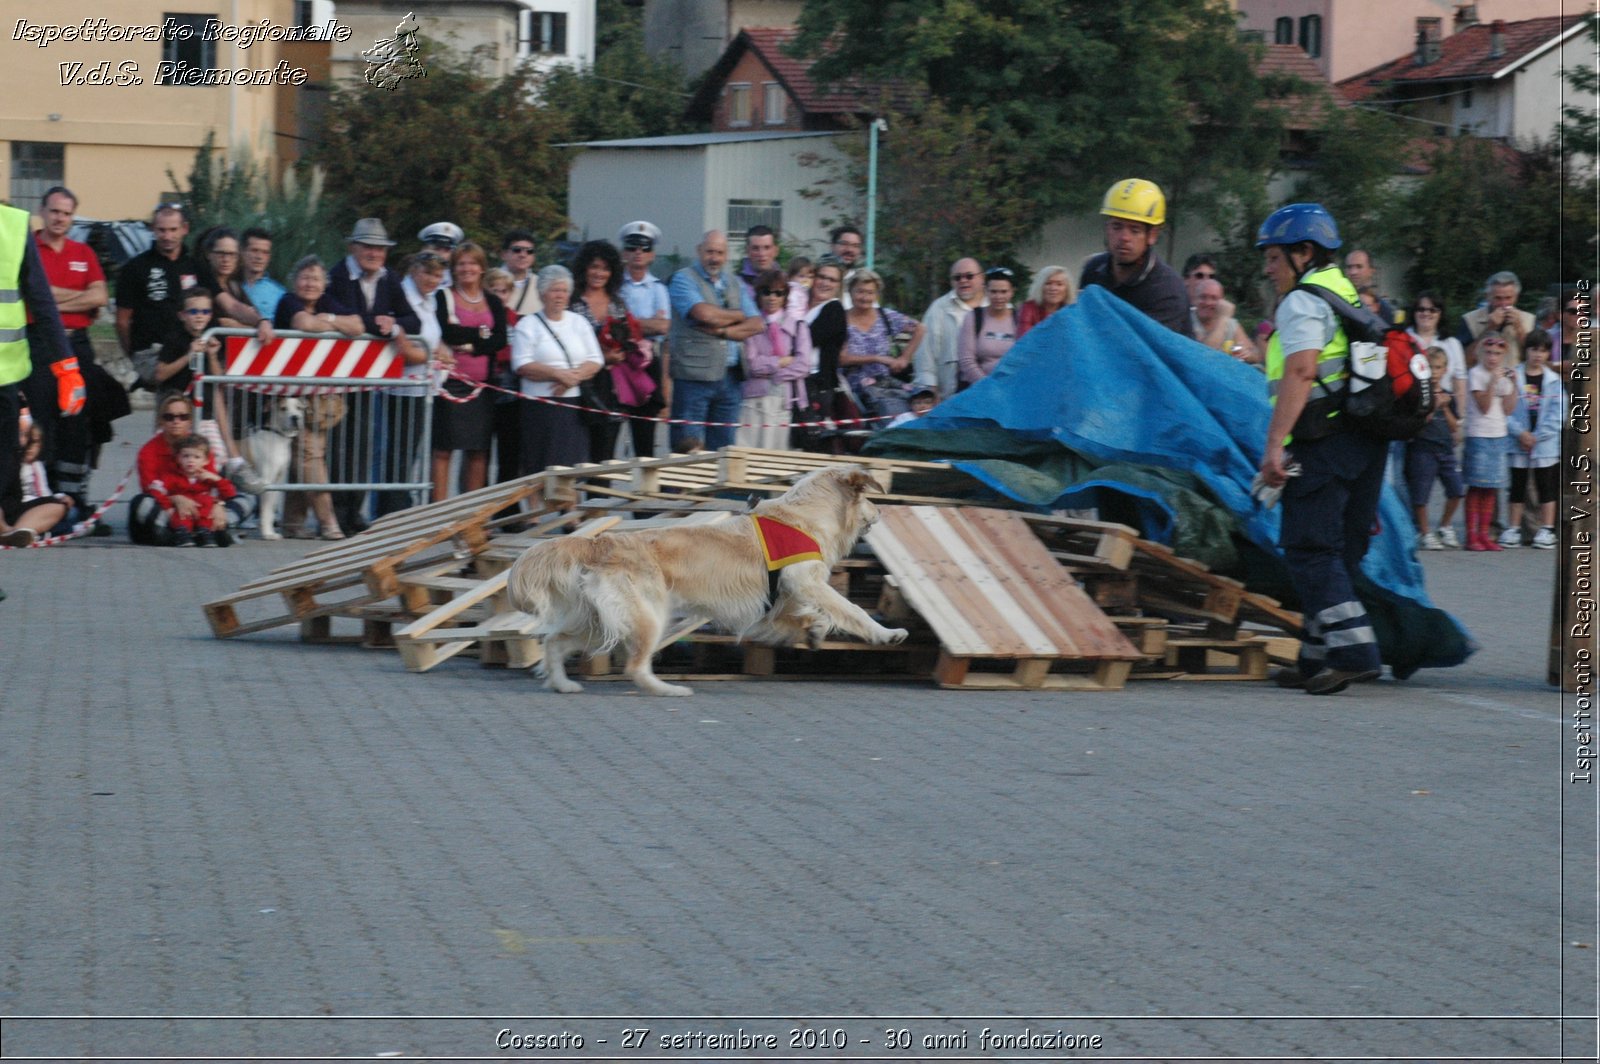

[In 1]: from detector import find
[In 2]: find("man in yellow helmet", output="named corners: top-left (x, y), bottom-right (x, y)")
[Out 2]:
top-left (1256, 203), bottom-right (1384, 695)
top-left (1, 200), bottom-right (74, 549)
top-left (1078, 178), bottom-right (1191, 337)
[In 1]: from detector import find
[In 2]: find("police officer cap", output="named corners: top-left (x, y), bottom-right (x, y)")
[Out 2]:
top-left (419, 221), bottom-right (466, 249)
top-left (617, 220), bottom-right (662, 250)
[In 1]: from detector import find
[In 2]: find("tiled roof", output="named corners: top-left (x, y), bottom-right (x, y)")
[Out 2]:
top-left (739, 27), bottom-right (876, 115)
top-left (687, 27), bottom-right (912, 121)
top-left (1338, 14), bottom-right (1587, 101)
top-left (1256, 43), bottom-right (1347, 129)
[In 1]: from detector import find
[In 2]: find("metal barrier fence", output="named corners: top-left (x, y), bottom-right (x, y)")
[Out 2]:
top-left (191, 328), bottom-right (434, 509)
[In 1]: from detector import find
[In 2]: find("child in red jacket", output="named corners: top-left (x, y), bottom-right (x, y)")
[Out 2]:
top-left (153, 434), bottom-right (237, 547)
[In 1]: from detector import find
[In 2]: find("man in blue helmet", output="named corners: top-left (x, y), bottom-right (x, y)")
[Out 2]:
top-left (1257, 203), bottom-right (1384, 695)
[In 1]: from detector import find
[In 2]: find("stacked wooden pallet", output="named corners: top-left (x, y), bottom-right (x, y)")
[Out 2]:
top-left (202, 447), bottom-right (1302, 688)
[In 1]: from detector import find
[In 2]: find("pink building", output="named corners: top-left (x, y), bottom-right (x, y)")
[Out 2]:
top-left (1234, 0), bottom-right (1568, 82)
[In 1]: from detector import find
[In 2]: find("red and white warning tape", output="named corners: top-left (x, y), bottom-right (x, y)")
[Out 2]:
top-left (1, 460), bottom-right (136, 549)
top-left (433, 367), bottom-right (894, 431)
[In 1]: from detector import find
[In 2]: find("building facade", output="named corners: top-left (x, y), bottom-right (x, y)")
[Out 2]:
top-left (566, 131), bottom-right (858, 263)
top-left (2, 0), bottom-right (336, 218)
top-left (1234, 0), bottom-right (1567, 82)
top-left (643, 0), bottom-right (802, 79)
top-left (330, 0), bottom-right (596, 85)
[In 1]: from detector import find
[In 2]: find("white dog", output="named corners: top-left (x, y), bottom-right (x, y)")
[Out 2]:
top-left (240, 396), bottom-right (304, 540)
top-left (507, 466), bottom-right (909, 696)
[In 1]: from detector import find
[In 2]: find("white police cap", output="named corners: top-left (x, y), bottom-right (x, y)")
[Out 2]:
top-left (616, 220), bottom-right (662, 249)
top-left (418, 221), bottom-right (465, 248)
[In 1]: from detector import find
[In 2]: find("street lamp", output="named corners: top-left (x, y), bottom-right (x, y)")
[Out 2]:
top-left (865, 117), bottom-right (887, 269)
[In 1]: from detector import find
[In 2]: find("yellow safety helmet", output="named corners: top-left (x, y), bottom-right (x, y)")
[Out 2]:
top-left (1100, 178), bottom-right (1166, 227)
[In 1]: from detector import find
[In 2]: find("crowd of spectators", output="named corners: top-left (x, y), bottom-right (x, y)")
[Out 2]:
top-left (0, 179), bottom-right (1581, 559)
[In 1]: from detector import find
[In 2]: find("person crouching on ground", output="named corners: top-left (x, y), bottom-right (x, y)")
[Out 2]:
top-left (153, 433), bottom-right (237, 547)
top-left (129, 393), bottom-right (249, 545)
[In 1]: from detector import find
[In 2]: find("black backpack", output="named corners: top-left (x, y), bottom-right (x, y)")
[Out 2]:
top-left (1293, 283), bottom-right (1435, 441)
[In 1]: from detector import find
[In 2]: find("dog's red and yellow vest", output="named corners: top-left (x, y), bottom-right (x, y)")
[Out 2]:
top-left (751, 515), bottom-right (823, 602)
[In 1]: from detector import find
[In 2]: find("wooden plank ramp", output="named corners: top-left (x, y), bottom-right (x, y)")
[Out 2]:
top-left (866, 506), bottom-right (1144, 691)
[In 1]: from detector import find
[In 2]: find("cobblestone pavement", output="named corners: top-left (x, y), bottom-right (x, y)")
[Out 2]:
top-left (1, 429), bottom-right (1593, 1061)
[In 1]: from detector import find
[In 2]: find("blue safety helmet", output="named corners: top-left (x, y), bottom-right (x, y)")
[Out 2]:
top-left (1255, 203), bottom-right (1342, 250)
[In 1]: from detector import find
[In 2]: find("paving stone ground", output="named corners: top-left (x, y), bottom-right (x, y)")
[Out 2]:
top-left (1, 423), bottom-right (1593, 1061)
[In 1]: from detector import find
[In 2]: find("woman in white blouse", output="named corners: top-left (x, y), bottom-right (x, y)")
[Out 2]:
top-left (511, 264), bottom-right (604, 474)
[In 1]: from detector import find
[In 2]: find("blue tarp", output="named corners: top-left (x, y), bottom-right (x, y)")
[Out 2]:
top-left (865, 286), bottom-right (1474, 673)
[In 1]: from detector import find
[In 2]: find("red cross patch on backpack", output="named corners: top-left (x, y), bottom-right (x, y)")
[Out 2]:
top-left (1295, 283), bottom-right (1435, 441)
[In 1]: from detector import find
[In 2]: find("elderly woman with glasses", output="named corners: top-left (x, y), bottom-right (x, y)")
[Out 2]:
top-left (840, 267), bottom-right (924, 417)
top-left (737, 268), bottom-right (813, 450)
top-left (956, 267), bottom-right (1020, 388)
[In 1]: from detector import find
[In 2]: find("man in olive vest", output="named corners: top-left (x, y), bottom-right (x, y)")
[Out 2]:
top-left (1256, 203), bottom-right (1384, 696)
top-left (666, 230), bottom-right (761, 451)
top-left (1, 201), bottom-right (76, 550)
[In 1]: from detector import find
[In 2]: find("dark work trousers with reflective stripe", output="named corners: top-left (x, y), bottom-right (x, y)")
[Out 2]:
top-left (22, 327), bottom-right (95, 507)
top-left (0, 383), bottom-right (21, 525)
top-left (1280, 428), bottom-right (1387, 677)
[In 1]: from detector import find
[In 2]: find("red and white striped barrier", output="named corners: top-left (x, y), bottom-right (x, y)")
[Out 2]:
top-left (220, 333), bottom-right (406, 394)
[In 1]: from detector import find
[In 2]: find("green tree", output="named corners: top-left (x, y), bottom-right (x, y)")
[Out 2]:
top-left (1559, 12), bottom-right (1600, 155)
top-left (167, 132), bottom-right (343, 277)
top-left (800, 97), bottom-right (1039, 306)
top-left (539, 0), bottom-right (694, 142)
top-left (310, 37), bottom-right (571, 247)
top-left (789, 0), bottom-right (1284, 226)
top-left (1394, 136), bottom-right (1584, 315)
top-left (1288, 104), bottom-right (1413, 255)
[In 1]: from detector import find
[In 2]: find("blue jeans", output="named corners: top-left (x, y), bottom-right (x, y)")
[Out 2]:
top-left (670, 373), bottom-right (743, 451)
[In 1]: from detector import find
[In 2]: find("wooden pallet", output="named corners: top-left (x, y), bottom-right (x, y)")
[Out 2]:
top-left (203, 446), bottom-right (1305, 690)
top-left (390, 511), bottom-right (743, 672)
top-left (866, 506), bottom-right (1144, 691)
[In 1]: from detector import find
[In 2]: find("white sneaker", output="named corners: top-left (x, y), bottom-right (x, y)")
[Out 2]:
top-left (1497, 527), bottom-right (1522, 548)
top-left (1417, 530), bottom-right (1443, 551)
top-left (1533, 527), bottom-right (1557, 549)
top-left (1436, 526), bottom-right (1460, 549)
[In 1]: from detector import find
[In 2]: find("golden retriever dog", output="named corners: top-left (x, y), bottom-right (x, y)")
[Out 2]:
top-left (507, 466), bottom-right (908, 696)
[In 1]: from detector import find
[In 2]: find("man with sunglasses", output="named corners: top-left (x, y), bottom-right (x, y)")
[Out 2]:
top-left (616, 221), bottom-right (671, 342)
top-left (499, 230), bottom-right (541, 316)
top-left (914, 256), bottom-right (984, 399)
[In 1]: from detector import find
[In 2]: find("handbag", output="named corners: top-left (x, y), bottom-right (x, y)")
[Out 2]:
top-left (536, 313), bottom-right (620, 429)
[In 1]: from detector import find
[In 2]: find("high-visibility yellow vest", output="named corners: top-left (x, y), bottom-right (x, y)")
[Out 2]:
top-left (0, 205), bottom-right (30, 387)
top-left (1265, 265), bottom-right (1358, 437)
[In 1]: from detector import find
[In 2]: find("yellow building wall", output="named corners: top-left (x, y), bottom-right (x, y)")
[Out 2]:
top-left (0, 0), bottom-right (315, 218)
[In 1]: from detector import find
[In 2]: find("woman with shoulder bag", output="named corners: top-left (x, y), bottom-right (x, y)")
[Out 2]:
top-left (511, 265), bottom-right (605, 475)
top-left (431, 242), bottom-right (508, 500)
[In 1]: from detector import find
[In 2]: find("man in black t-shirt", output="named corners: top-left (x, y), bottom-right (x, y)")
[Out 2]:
top-left (1078, 178), bottom-right (1192, 339)
top-left (116, 205), bottom-right (203, 359)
